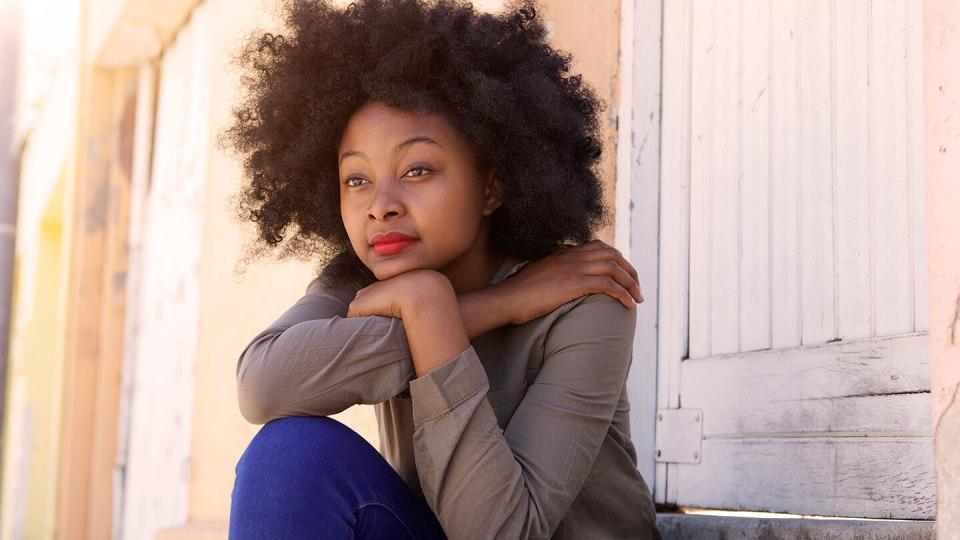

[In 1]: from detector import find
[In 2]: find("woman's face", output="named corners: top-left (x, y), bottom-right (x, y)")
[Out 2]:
top-left (337, 101), bottom-right (502, 282)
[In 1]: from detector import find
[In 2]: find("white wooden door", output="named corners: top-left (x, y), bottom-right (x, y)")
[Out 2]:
top-left (653, 0), bottom-right (933, 519)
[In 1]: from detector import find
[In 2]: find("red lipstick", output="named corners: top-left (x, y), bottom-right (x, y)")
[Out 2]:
top-left (370, 231), bottom-right (418, 256)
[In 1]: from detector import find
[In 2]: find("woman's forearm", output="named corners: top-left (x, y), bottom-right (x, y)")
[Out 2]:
top-left (455, 284), bottom-right (515, 341)
top-left (236, 286), bottom-right (416, 424)
top-left (402, 282), bottom-right (471, 377)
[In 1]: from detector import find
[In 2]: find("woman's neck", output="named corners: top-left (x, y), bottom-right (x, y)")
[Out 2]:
top-left (439, 247), bottom-right (509, 294)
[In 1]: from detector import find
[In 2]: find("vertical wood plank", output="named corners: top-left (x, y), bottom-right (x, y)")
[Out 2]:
top-left (688, 0), bottom-right (715, 359)
top-left (57, 67), bottom-right (113, 540)
top-left (904, 0), bottom-right (927, 332)
top-left (86, 68), bottom-right (137, 540)
top-left (621, 0), bottom-right (665, 500)
top-left (709, 0), bottom-right (740, 355)
top-left (834, 0), bottom-right (872, 341)
top-left (115, 61), bottom-right (157, 540)
top-left (655, 0), bottom-right (693, 504)
top-left (769, 0), bottom-right (801, 349)
top-left (798, 0), bottom-right (836, 345)
top-left (739, 0), bottom-right (771, 353)
top-left (870, 0), bottom-right (913, 336)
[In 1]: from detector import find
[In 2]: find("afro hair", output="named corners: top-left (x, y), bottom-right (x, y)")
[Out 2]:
top-left (220, 0), bottom-right (611, 291)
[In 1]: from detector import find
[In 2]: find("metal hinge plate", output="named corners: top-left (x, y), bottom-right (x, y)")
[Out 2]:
top-left (654, 408), bottom-right (703, 464)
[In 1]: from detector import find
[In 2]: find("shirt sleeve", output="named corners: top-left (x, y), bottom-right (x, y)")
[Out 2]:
top-left (408, 292), bottom-right (637, 539)
top-left (236, 276), bottom-right (416, 424)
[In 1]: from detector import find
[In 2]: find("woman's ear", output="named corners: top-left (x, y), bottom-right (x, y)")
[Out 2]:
top-left (482, 168), bottom-right (504, 216)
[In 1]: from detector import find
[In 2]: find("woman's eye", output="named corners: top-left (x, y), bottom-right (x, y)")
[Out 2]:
top-left (344, 166), bottom-right (430, 187)
top-left (344, 177), bottom-right (367, 188)
top-left (405, 166), bottom-right (431, 178)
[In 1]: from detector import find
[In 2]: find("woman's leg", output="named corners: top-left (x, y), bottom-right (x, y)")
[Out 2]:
top-left (229, 416), bottom-right (447, 539)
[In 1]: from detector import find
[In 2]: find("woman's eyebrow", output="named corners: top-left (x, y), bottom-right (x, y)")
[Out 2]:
top-left (339, 136), bottom-right (447, 166)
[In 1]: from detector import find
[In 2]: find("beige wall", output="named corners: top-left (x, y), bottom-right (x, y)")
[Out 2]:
top-left (187, 0), bottom-right (368, 525)
top-left (926, 0), bottom-right (960, 537)
top-left (546, 0), bottom-right (622, 245)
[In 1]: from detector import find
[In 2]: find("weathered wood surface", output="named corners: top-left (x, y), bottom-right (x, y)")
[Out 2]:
top-left (652, 0), bottom-right (930, 518)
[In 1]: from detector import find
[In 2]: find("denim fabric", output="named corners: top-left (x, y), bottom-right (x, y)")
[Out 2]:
top-left (229, 416), bottom-right (448, 539)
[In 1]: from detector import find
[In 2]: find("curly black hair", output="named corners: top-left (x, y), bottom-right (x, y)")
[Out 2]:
top-left (220, 0), bottom-right (611, 292)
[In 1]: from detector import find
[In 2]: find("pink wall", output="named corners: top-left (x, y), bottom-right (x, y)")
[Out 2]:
top-left (925, 0), bottom-right (960, 535)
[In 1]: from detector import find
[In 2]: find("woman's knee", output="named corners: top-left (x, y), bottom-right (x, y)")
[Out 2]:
top-left (231, 416), bottom-right (375, 536)
top-left (231, 416), bottom-right (381, 525)
top-left (236, 416), bottom-right (375, 478)
top-left (230, 416), bottom-right (441, 538)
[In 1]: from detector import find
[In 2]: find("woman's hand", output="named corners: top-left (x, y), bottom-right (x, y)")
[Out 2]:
top-left (497, 239), bottom-right (644, 326)
top-left (346, 268), bottom-right (442, 319)
top-left (348, 268), bottom-right (469, 377)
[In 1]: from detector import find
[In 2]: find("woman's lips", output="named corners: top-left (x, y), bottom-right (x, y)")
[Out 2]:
top-left (371, 239), bottom-right (417, 255)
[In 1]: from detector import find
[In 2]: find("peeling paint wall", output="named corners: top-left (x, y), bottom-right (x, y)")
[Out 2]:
top-left (118, 3), bottom-right (212, 537)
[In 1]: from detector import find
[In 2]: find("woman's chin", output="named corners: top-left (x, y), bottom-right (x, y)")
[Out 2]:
top-left (371, 258), bottom-right (437, 281)
top-left (370, 259), bottom-right (413, 280)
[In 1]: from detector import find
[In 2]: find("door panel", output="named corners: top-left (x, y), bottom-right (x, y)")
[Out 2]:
top-left (655, 0), bottom-right (932, 518)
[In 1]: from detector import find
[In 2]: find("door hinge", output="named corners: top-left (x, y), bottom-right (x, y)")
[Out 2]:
top-left (654, 408), bottom-right (703, 464)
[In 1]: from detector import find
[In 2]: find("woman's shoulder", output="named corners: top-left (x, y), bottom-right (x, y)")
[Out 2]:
top-left (554, 291), bottom-right (638, 325)
top-left (531, 291), bottom-right (638, 354)
top-left (536, 292), bottom-right (637, 367)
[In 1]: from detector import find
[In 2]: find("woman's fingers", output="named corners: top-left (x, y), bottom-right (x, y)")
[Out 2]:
top-left (575, 242), bottom-right (643, 303)
top-left (587, 259), bottom-right (641, 305)
top-left (584, 274), bottom-right (637, 309)
top-left (575, 241), bottom-right (639, 280)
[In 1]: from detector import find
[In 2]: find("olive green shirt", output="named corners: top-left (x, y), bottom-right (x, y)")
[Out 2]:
top-left (236, 256), bottom-right (661, 539)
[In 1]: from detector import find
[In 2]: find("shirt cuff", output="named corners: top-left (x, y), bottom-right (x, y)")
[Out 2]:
top-left (408, 344), bottom-right (489, 425)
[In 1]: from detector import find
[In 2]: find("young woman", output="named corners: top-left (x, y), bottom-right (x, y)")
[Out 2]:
top-left (223, 0), bottom-right (662, 537)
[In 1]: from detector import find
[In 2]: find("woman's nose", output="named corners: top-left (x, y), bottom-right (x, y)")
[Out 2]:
top-left (367, 180), bottom-right (404, 221)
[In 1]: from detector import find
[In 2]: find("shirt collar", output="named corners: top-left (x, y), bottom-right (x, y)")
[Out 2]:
top-left (489, 255), bottom-right (530, 286)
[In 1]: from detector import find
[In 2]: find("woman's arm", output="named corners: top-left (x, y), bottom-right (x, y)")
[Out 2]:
top-left (235, 276), bottom-right (514, 424)
top-left (405, 284), bottom-right (638, 539)
top-left (455, 284), bottom-right (515, 341)
top-left (238, 242), bottom-right (641, 425)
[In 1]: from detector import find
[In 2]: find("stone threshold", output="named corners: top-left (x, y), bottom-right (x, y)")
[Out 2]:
top-left (656, 512), bottom-right (935, 539)
top-left (152, 514), bottom-right (936, 539)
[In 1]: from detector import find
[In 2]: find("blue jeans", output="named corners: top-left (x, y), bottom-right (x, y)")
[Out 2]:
top-left (229, 416), bottom-right (448, 539)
